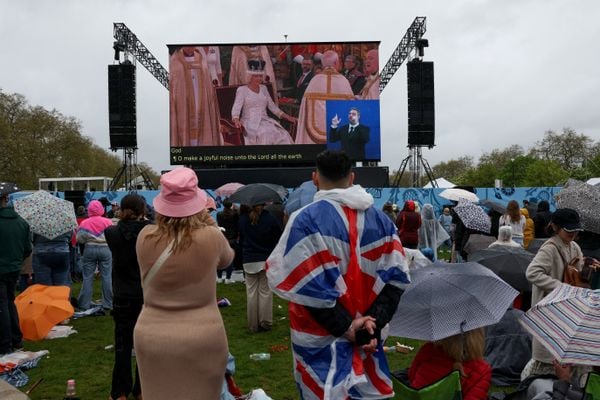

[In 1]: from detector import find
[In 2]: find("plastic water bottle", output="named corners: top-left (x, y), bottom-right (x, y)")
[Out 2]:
top-left (64, 379), bottom-right (80, 399)
top-left (249, 353), bottom-right (271, 361)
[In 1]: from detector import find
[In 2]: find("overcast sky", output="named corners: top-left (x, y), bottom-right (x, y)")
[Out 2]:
top-left (2, 0), bottom-right (599, 175)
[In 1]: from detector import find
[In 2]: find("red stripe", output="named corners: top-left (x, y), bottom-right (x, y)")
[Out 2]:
top-left (276, 250), bottom-right (340, 291)
top-left (363, 355), bottom-right (394, 395)
top-left (288, 303), bottom-right (330, 336)
top-left (361, 239), bottom-right (404, 261)
top-left (296, 358), bottom-right (325, 398)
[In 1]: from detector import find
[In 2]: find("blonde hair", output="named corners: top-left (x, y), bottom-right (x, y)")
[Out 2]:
top-left (149, 211), bottom-right (213, 254)
top-left (434, 328), bottom-right (485, 373)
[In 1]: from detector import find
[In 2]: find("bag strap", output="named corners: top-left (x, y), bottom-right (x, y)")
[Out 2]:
top-left (541, 240), bottom-right (569, 266)
top-left (142, 239), bottom-right (175, 288)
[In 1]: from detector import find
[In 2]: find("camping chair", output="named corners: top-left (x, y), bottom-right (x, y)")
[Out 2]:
top-left (584, 372), bottom-right (600, 399)
top-left (393, 370), bottom-right (463, 400)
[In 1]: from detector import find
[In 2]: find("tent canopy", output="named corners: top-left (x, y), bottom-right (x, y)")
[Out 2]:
top-left (423, 178), bottom-right (456, 189)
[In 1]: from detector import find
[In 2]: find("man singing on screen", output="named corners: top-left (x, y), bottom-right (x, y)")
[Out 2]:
top-left (266, 150), bottom-right (409, 399)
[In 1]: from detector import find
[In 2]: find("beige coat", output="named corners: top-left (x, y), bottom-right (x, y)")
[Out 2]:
top-left (134, 215), bottom-right (234, 400)
top-left (526, 235), bottom-right (583, 363)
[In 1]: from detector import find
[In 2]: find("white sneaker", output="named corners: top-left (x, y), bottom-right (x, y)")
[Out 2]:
top-left (225, 279), bottom-right (233, 284)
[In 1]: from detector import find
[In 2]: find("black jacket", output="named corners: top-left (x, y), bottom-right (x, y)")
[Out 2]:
top-left (329, 123), bottom-right (370, 161)
top-left (105, 219), bottom-right (151, 299)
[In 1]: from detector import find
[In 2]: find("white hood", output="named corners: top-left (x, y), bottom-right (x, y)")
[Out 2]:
top-left (313, 185), bottom-right (373, 211)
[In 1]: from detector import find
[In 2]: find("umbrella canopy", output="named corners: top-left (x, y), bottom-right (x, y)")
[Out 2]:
top-left (454, 200), bottom-right (491, 233)
top-left (388, 261), bottom-right (518, 341)
top-left (556, 179), bottom-right (600, 234)
top-left (227, 183), bottom-right (287, 206)
top-left (520, 283), bottom-right (600, 366)
top-left (215, 182), bottom-right (245, 198)
top-left (14, 190), bottom-right (77, 239)
top-left (468, 247), bottom-right (534, 291)
top-left (15, 284), bottom-right (74, 341)
top-left (439, 188), bottom-right (479, 202)
top-left (0, 182), bottom-right (20, 196)
top-left (284, 180), bottom-right (317, 215)
top-left (480, 199), bottom-right (506, 214)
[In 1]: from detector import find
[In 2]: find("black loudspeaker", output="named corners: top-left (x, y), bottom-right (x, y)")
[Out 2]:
top-left (407, 60), bottom-right (435, 147)
top-left (64, 190), bottom-right (86, 212)
top-left (108, 63), bottom-right (137, 149)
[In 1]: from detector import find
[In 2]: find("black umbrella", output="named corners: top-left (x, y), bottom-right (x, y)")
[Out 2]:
top-left (480, 199), bottom-right (506, 214)
top-left (468, 247), bottom-right (534, 292)
top-left (0, 182), bottom-right (20, 196)
top-left (227, 183), bottom-right (286, 206)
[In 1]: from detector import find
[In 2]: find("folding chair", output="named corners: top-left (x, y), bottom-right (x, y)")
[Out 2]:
top-left (394, 370), bottom-right (463, 400)
top-left (584, 372), bottom-right (600, 399)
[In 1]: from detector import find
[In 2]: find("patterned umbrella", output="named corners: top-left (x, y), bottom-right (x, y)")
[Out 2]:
top-left (439, 188), bottom-right (479, 202)
top-left (215, 182), bottom-right (245, 198)
top-left (0, 182), bottom-right (20, 196)
top-left (14, 190), bottom-right (77, 239)
top-left (454, 199), bottom-right (491, 233)
top-left (556, 179), bottom-right (600, 234)
top-left (388, 261), bottom-right (518, 341)
top-left (520, 283), bottom-right (600, 366)
top-left (284, 180), bottom-right (317, 215)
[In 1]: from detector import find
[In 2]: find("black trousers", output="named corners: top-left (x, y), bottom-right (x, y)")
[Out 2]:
top-left (111, 296), bottom-right (143, 398)
top-left (0, 271), bottom-right (22, 354)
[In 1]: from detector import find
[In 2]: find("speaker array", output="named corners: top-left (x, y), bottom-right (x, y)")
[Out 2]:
top-left (407, 60), bottom-right (435, 147)
top-left (108, 63), bottom-right (137, 149)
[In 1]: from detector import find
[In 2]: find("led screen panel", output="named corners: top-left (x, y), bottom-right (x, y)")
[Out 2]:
top-left (168, 42), bottom-right (381, 165)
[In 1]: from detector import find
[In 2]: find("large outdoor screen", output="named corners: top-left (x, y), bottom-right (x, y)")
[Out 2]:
top-left (168, 42), bottom-right (381, 165)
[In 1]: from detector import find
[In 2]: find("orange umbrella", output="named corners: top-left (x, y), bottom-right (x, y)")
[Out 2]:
top-left (15, 284), bottom-right (74, 341)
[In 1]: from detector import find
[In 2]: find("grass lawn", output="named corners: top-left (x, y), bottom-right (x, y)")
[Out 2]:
top-left (18, 260), bottom-right (515, 399)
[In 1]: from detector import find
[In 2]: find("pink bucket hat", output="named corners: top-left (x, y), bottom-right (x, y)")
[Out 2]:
top-left (153, 168), bottom-right (206, 218)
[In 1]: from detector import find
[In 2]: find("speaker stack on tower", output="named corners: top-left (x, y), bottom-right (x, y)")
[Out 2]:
top-left (407, 60), bottom-right (435, 147)
top-left (108, 62), bottom-right (137, 149)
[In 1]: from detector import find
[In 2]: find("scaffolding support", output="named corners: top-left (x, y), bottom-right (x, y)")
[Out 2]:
top-left (108, 148), bottom-right (155, 191)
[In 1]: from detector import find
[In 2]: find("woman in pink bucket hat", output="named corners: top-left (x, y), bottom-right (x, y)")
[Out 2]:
top-left (133, 167), bottom-right (234, 400)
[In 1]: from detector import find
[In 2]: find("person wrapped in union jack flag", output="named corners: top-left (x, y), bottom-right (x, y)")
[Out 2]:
top-left (266, 150), bottom-right (410, 399)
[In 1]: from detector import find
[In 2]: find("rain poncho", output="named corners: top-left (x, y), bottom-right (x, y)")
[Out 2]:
top-left (417, 204), bottom-right (450, 260)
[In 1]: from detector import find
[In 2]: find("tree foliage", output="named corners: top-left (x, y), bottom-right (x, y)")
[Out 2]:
top-left (431, 128), bottom-right (599, 187)
top-left (0, 90), bottom-right (157, 189)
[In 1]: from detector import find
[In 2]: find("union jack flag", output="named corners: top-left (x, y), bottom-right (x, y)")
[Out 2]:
top-left (267, 192), bottom-right (410, 399)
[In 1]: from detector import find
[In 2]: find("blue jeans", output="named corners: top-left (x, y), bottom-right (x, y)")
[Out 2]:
top-left (0, 271), bottom-right (23, 354)
top-left (32, 252), bottom-right (71, 287)
top-left (77, 245), bottom-right (113, 310)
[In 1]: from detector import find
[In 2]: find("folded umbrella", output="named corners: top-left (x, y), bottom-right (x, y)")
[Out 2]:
top-left (520, 283), bottom-right (600, 366)
top-left (439, 188), bottom-right (479, 203)
top-left (215, 182), bottom-right (245, 198)
top-left (469, 247), bottom-right (534, 292)
top-left (454, 199), bottom-right (491, 234)
top-left (284, 180), bottom-right (317, 215)
top-left (15, 284), bottom-right (74, 341)
top-left (388, 261), bottom-right (518, 341)
top-left (556, 179), bottom-right (600, 234)
top-left (14, 190), bottom-right (77, 239)
top-left (227, 183), bottom-right (287, 206)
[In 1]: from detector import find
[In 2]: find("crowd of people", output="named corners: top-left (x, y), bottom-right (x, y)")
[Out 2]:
top-left (1, 150), bottom-right (599, 399)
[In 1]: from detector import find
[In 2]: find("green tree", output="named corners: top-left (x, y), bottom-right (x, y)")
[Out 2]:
top-left (431, 156), bottom-right (474, 182)
top-left (533, 128), bottom-right (597, 171)
top-left (522, 159), bottom-right (569, 186)
top-left (0, 89), bottom-right (155, 189)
